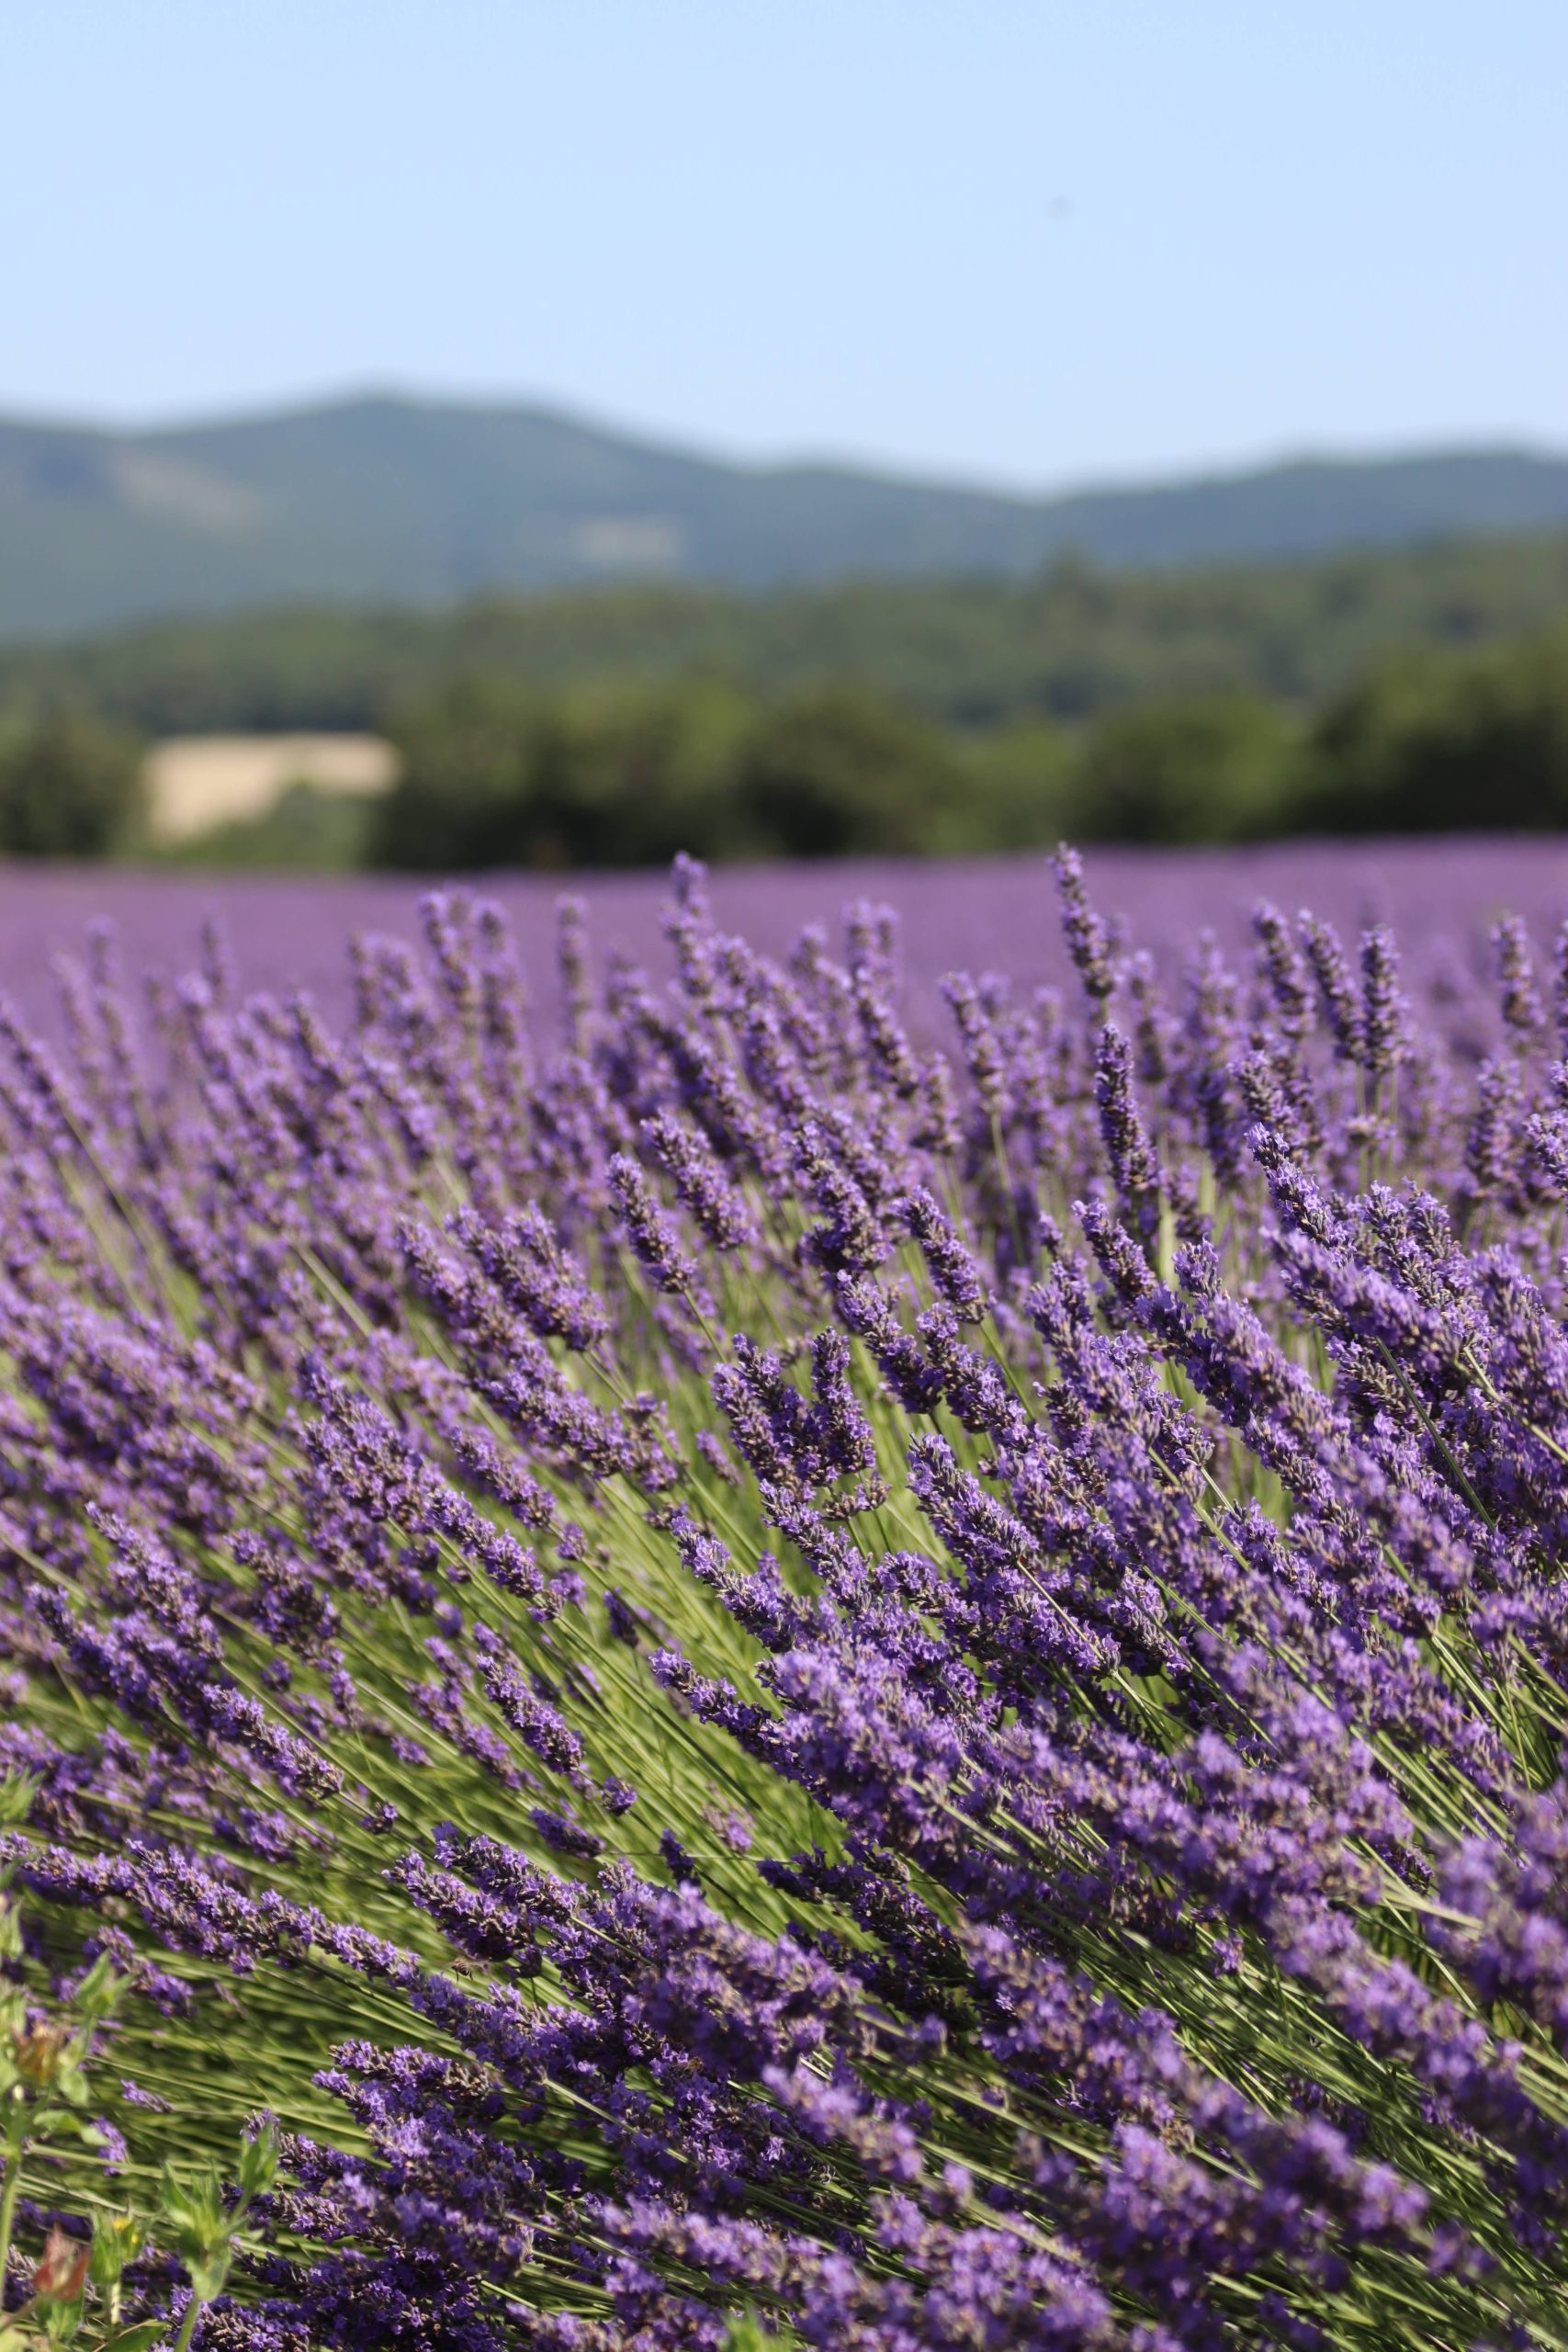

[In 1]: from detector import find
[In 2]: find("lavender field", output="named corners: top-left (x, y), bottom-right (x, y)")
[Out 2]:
top-left (6, 836), bottom-right (1568, 1039)
top-left (7, 841), bottom-right (1568, 2348)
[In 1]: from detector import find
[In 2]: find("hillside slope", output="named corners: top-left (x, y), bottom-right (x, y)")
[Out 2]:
top-left (3, 393), bottom-right (1568, 639)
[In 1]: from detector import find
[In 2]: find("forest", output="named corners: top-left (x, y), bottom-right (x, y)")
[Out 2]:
top-left (2, 529), bottom-right (1567, 863)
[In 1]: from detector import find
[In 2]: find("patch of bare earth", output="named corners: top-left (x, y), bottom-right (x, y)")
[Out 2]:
top-left (142, 734), bottom-right (399, 844)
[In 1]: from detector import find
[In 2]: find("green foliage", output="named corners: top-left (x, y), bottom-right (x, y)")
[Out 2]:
top-left (373, 678), bottom-right (965, 869)
top-left (522, 676), bottom-right (756, 866)
top-left (720, 2312), bottom-right (784, 2352)
top-left (0, 719), bottom-right (142, 858)
top-left (374, 675), bottom-right (754, 870)
top-left (8, 535), bottom-right (1568, 872)
top-left (730, 685), bottom-right (964, 858)
top-left (939, 718), bottom-right (1078, 852)
top-left (155, 781), bottom-right (375, 872)
top-left (372, 674), bottom-right (546, 869)
top-left (1302, 623), bottom-right (1568, 833)
top-left (5, 531), bottom-right (1568, 741)
top-left (197, 621), bottom-right (1568, 873)
top-left (160, 2120), bottom-right (277, 2325)
top-left (352, 625), bottom-right (1568, 875)
top-left (0, 1810), bottom-right (278, 2351)
top-left (1069, 690), bottom-right (1303, 843)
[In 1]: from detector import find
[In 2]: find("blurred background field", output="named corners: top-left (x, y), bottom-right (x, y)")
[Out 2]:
top-left (8, 834), bottom-right (1568, 1046)
top-left (6, 514), bottom-right (1568, 872)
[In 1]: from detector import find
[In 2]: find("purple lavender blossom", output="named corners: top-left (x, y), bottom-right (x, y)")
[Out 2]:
top-left (3, 850), bottom-right (1568, 2351)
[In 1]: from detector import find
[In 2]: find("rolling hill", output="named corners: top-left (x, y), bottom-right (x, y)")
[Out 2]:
top-left (3, 392), bottom-right (1568, 640)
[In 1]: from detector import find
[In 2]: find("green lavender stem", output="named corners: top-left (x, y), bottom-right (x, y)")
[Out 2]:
top-left (0, 2129), bottom-right (24, 2317)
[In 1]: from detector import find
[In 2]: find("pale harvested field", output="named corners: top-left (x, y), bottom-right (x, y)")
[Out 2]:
top-left (142, 734), bottom-right (399, 844)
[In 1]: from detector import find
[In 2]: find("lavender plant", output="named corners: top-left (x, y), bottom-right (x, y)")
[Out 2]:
top-left (3, 850), bottom-right (1568, 2346)
top-left (0, 1781), bottom-right (277, 2349)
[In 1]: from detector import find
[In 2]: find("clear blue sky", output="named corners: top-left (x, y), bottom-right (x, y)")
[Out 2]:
top-left (7, 0), bottom-right (1565, 490)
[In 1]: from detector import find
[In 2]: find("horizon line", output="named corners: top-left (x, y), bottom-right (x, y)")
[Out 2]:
top-left (1, 380), bottom-right (1565, 510)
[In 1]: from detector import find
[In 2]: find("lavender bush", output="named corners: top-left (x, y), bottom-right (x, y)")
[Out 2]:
top-left (4, 849), bottom-right (1568, 2346)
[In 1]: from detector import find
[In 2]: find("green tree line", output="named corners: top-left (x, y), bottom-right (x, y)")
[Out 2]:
top-left (3, 530), bottom-right (1568, 740)
top-left (367, 622), bottom-right (1568, 865)
top-left (5, 616), bottom-right (1567, 864)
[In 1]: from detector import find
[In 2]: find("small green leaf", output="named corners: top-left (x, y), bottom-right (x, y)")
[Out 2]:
top-left (90, 2211), bottom-right (148, 2291)
top-left (72, 1955), bottom-right (124, 2025)
top-left (0, 1775), bottom-right (39, 1828)
top-left (721, 2313), bottom-right (777, 2352)
top-left (39, 2106), bottom-right (97, 2140)
top-left (237, 2118), bottom-right (278, 2200)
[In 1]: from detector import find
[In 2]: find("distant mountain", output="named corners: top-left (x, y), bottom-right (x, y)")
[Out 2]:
top-left (3, 392), bottom-right (1568, 641)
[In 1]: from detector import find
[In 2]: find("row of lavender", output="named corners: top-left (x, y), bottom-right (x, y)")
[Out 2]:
top-left (3, 852), bottom-right (1568, 2347)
